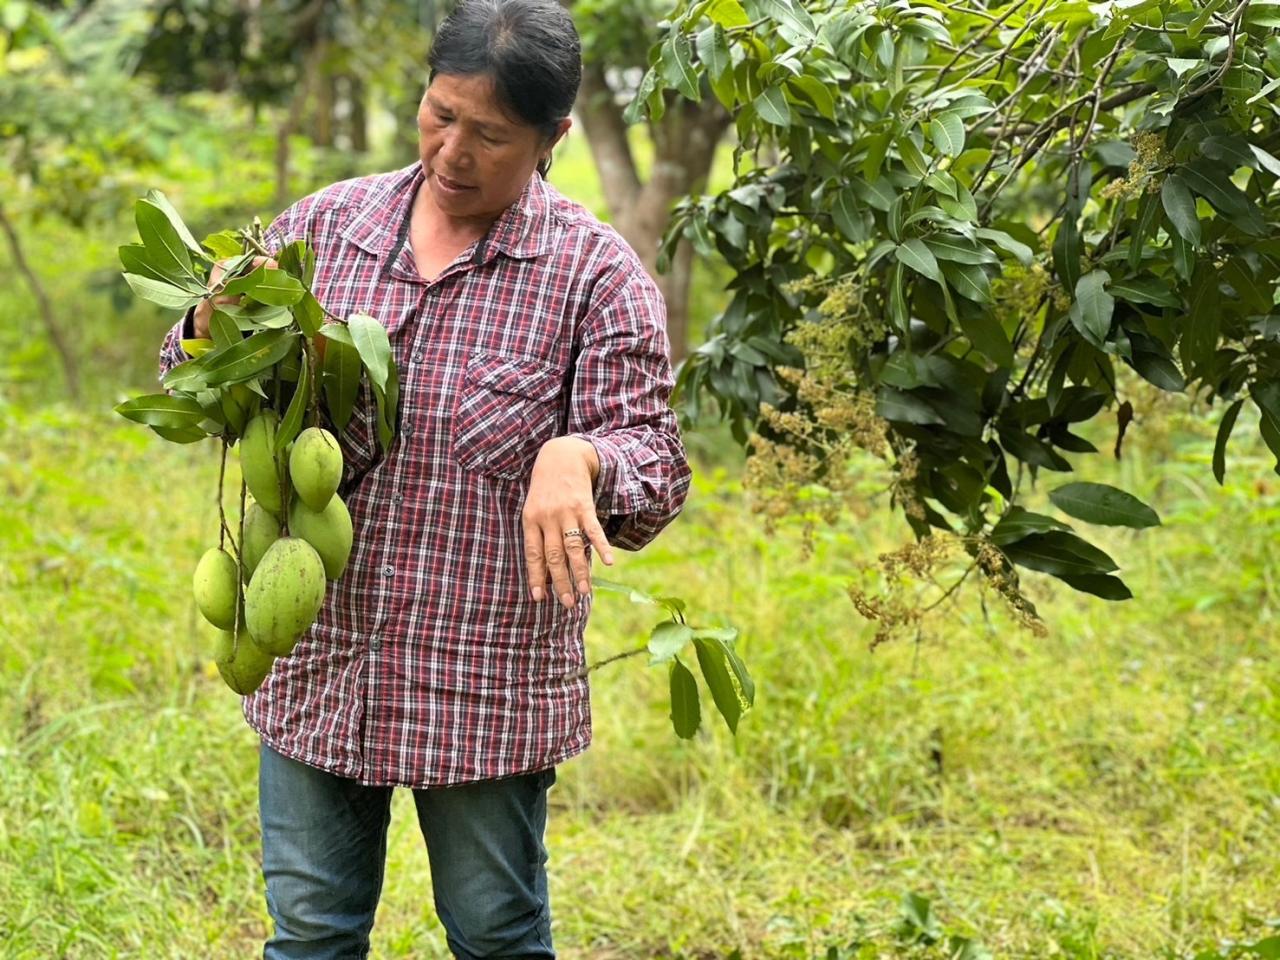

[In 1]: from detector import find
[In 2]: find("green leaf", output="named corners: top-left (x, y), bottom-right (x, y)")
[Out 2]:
top-left (321, 337), bottom-right (362, 433)
top-left (896, 135), bottom-right (929, 177)
top-left (861, 132), bottom-right (891, 181)
top-left (202, 230), bottom-right (243, 259)
top-left (876, 387), bottom-right (945, 426)
top-left (292, 291), bottom-right (325, 338)
top-left (1250, 143), bottom-right (1280, 178)
top-left (144, 189), bottom-right (203, 256)
top-left (161, 357), bottom-right (211, 392)
top-left (1213, 398), bottom-right (1244, 485)
top-left (118, 244), bottom-right (201, 290)
top-left (123, 274), bottom-right (203, 311)
top-left (201, 329), bottom-right (296, 385)
top-left (956, 310), bottom-right (1012, 365)
top-left (938, 182), bottom-right (978, 222)
top-left (318, 323), bottom-right (355, 347)
top-left (755, 0), bottom-right (817, 40)
top-left (787, 74), bottom-right (836, 120)
top-left (895, 238), bottom-right (944, 284)
top-left (659, 34), bottom-right (701, 101)
top-left (135, 199), bottom-right (195, 281)
top-left (1160, 175), bottom-right (1200, 246)
top-left (347, 313), bottom-right (392, 393)
top-left (179, 338), bottom-right (216, 358)
top-left (693, 636), bottom-right (748, 734)
top-left (975, 227), bottom-right (1034, 266)
top-left (1109, 276), bottom-right (1180, 308)
top-left (925, 236), bottom-right (998, 266)
top-left (695, 24), bottom-right (731, 81)
top-left (209, 310), bottom-right (240, 349)
top-left (942, 262), bottom-right (992, 302)
top-left (1070, 270), bottom-right (1114, 346)
top-left (624, 68), bottom-right (659, 124)
top-left (371, 357), bottom-right (400, 454)
top-left (1251, 381), bottom-right (1280, 466)
top-left (669, 657), bottom-right (701, 739)
top-left (1127, 192), bottom-right (1160, 271)
top-left (247, 269), bottom-right (305, 307)
top-left (990, 507), bottom-right (1071, 546)
top-left (707, 0), bottom-right (750, 27)
top-left (649, 621), bottom-right (694, 663)
top-left (754, 85), bottom-right (791, 127)
top-left (1181, 159), bottom-right (1266, 234)
top-left (114, 393), bottom-right (206, 430)
top-left (152, 424), bottom-right (209, 444)
top-left (930, 111), bottom-right (965, 157)
top-left (1001, 531), bottom-right (1119, 576)
top-left (221, 264), bottom-right (267, 298)
top-left (1052, 218), bottom-right (1082, 292)
top-left (832, 188), bottom-right (865, 242)
top-left (1049, 481), bottom-right (1160, 528)
top-left (1058, 574), bottom-right (1133, 600)
top-left (275, 348), bottom-right (311, 453)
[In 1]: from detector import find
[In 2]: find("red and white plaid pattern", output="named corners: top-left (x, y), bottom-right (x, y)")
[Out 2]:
top-left (158, 163), bottom-right (692, 786)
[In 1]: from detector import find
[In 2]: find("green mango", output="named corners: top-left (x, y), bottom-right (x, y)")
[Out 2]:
top-left (289, 493), bottom-right (353, 580)
top-left (240, 411), bottom-right (284, 516)
top-left (245, 537), bottom-right (326, 656)
top-left (289, 427), bottom-right (343, 510)
top-left (214, 625), bottom-right (276, 696)
top-left (242, 499), bottom-right (282, 582)
top-left (193, 547), bottom-right (239, 630)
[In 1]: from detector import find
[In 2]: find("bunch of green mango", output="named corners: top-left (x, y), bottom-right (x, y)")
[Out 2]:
top-left (113, 191), bottom-right (397, 699)
top-left (192, 417), bottom-right (353, 695)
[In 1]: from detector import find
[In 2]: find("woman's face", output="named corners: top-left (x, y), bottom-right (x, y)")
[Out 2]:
top-left (417, 73), bottom-right (569, 226)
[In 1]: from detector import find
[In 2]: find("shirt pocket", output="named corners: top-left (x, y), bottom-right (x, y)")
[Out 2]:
top-left (452, 352), bottom-right (565, 481)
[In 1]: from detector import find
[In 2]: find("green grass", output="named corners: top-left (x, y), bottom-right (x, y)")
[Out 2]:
top-left (1, 391), bottom-right (1277, 959)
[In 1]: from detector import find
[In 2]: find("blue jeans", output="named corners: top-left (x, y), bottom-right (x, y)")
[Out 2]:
top-left (258, 743), bottom-right (556, 959)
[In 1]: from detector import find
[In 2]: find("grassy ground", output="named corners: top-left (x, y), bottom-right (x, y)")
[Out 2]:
top-left (1, 393), bottom-right (1277, 959)
top-left (2, 121), bottom-right (1278, 960)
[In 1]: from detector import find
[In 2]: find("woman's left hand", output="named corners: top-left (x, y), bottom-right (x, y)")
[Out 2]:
top-left (522, 437), bottom-right (615, 608)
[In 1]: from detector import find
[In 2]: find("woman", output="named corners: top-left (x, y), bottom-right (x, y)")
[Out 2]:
top-left (157, 1), bottom-right (691, 955)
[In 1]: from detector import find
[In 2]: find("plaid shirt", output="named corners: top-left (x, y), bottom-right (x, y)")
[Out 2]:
top-left (158, 162), bottom-right (692, 787)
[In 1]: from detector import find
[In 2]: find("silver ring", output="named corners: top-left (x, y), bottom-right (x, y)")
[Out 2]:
top-left (562, 528), bottom-right (585, 539)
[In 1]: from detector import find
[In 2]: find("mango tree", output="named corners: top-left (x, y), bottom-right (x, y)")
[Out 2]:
top-left (630, 0), bottom-right (1280, 630)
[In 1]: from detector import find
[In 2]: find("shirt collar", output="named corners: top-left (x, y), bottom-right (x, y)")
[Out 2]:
top-left (339, 162), bottom-right (552, 263)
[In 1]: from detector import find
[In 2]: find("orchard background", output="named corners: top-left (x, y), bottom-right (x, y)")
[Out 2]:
top-left (2, 0), bottom-right (1279, 957)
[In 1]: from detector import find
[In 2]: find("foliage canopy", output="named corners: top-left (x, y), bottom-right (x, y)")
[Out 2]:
top-left (633, 0), bottom-right (1280, 609)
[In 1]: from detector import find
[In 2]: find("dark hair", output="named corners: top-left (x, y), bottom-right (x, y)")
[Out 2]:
top-left (428, 0), bottom-right (582, 177)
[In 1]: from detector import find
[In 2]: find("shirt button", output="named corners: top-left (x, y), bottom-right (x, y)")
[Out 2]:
top-left (412, 351), bottom-right (425, 363)
top-left (391, 493), bottom-right (404, 505)
top-left (381, 564), bottom-right (394, 577)
top-left (369, 636), bottom-right (382, 652)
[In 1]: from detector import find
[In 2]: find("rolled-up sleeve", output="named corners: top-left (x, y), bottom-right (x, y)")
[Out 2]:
top-left (566, 267), bottom-right (693, 551)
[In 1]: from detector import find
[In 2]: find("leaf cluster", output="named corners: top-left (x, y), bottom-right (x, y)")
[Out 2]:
top-left (113, 191), bottom-right (398, 453)
top-left (630, 0), bottom-right (1280, 603)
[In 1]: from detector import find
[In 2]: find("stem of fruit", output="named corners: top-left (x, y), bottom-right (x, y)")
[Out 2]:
top-left (306, 337), bottom-right (321, 430)
top-left (234, 476), bottom-right (247, 657)
top-left (217, 439), bottom-right (239, 558)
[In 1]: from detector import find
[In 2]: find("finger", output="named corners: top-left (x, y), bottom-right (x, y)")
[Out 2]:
top-left (583, 513), bottom-right (614, 568)
top-left (564, 529), bottom-right (591, 596)
top-left (523, 521), bottom-right (548, 603)
top-left (541, 521), bottom-right (576, 609)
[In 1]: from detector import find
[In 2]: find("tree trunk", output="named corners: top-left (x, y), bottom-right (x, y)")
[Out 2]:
top-left (574, 63), bottom-right (730, 364)
top-left (314, 70), bottom-right (335, 148)
top-left (0, 202), bottom-right (81, 401)
top-left (348, 74), bottom-right (368, 153)
top-left (275, 38), bottom-right (326, 209)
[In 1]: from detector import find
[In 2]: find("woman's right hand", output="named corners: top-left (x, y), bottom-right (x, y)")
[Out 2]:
top-left (193, 256), bottom-right (278, 338)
